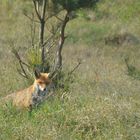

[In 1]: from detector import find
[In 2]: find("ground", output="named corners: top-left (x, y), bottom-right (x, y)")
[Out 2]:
top-left (0, 0), bottom-right (140, 139)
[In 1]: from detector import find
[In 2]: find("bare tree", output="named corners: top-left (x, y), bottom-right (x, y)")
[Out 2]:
top-left (33, 0), bottom-right (47, 65)
top-left (14, 0), bottom-right (97, 82)
top-left (54, 11), bottom-right (69, 70)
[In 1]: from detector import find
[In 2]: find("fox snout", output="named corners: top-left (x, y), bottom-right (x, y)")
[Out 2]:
top-left (38, 85), bottom-right (47, 91)
top-left (34, 69), bottom-right (51, 92)
top-left (43, 87), bottom-right (46, 91)
top-left (5, 69), bottom-right (52, 109)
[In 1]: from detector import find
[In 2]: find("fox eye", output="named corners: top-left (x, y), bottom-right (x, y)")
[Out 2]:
top-left (39, 81), bottom-right (43, 84)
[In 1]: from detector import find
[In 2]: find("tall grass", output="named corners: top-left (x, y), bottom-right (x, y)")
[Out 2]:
top-left (0, 0), bottom-right (140, 139)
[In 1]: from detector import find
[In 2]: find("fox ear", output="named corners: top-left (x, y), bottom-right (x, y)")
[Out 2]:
top-left (34, 69), bottom-right (41, 79)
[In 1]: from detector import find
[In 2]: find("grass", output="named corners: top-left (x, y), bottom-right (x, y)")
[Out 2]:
top-left (0, 92), bottom-right (140, 139)
top-left (66, 18), bottom-right (110, 45)
top-left (0, 0), bottom-right (140, 139)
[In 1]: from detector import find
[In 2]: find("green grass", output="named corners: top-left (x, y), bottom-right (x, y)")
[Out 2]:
top-left (0, 92), bottom-right (140, 139)
top-left (0, 0), bottom-right (140, 139)
top-left (66, 18), bottom-right (110, 45)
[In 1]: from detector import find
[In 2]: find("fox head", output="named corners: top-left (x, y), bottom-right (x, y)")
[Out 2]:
top-left (34, 69), bottom-right (51, 91)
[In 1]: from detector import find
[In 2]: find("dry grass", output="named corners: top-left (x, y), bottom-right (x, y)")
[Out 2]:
top-left (0, 0), bottom-right (140, 139)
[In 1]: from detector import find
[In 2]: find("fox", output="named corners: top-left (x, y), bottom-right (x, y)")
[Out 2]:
top-left (1, 70), bottom-right (52, 109)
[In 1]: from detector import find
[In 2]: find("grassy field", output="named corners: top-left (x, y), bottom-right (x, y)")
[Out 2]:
top-left (0, 0), bottom-right (140, 139)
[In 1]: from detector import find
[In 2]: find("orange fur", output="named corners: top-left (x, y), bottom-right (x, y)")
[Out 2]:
top-left (3, 72), bottom-right (51, 109)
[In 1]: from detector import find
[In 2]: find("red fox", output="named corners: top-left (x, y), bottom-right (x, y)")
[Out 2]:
top-left (2, 70), bottom-right (52, 109)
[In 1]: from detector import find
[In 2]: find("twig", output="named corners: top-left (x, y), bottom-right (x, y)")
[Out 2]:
top-left (46, 27), bottom-right (54, 35)
top-left (54, 11), bottom-right (70, 70)
top-left (42, 35), bottom-right (53, 47)
top-left (68, 61), bottom-right (82, 75)
top-left (46, 23), bottom-right (61, 36)
top-left (12, 49), bottom-right (30, 67)
top-left (23, 13), bottom-right (40, 23)
top-left (30, 13), bottom-right (36, 47)
top-left (33, 0), bottom-right (41, 21)
top-left (48, 66), bottom-right (62, 80)
top-left (17, 69), bottom-right (29, 79)
top-left (45, 9), bottom-right (63, 21)
top-left (47, 41), bottom-right (55, 50)
top-left (55, 15), bottom-right (64, 22)
top-left (41, 0), bottom-right (47, 19)
top-left (12, 49), bottom-right (30, 79)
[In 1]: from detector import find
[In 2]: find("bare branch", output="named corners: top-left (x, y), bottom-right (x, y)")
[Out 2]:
top-left (12, 49), bottom-right (30, 79)
top-left (55, 15), bottom-right (64, 22)
top-left (33, 0), bottom-right (41, 21)
top-left (54, 12), bottom-right (70, 70)
top-left (42, 35), bottom-right (53, 47)
top-left (48, 66), bottom-right (62, 79)
top-left (23, 12), bottom-right (40, 23)
top-left (48, 41), bottom-right (55, 50)
top-left (41, 0), bottom-right (47, 19)
top-left (45, 9), bottom-right (64, 22)
top-left (68, 60), bottom-right (82, 75)
top-left (46, 25), bottom-right (55, 35)
top-left (17, 60), bottom-right (29, 79)
top-left (30, 13), bottom-right (36, 47)
top-left (12, 49), bottom-right (30, 68)
top-left (46, 23), bottom-right (61, 36)
top-left (17, 69), bottom-right (29, 79)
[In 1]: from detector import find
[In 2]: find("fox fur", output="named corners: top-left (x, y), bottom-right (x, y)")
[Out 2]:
top-left (1, 70), bottom-right (51, 109)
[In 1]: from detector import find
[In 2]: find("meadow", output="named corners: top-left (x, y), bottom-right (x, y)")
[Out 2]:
top-left (0, 0), bottom-right (140, 139)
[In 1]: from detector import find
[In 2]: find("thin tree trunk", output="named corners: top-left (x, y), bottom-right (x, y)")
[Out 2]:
top-left (40, 19), bottom-right (45, 65)
top-left (33, 0), bottom-right (47, 65)
top-left (55, 12), bottom-right (69, 70)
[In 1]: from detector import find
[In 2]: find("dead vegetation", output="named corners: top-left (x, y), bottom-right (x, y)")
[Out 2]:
top-left (105, 32), bottom-right (140, 46)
